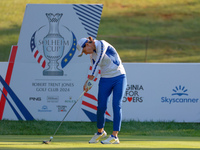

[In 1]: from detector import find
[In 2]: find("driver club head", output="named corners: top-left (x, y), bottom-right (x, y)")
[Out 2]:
top-left (42, 140), bottom-right (50, 144)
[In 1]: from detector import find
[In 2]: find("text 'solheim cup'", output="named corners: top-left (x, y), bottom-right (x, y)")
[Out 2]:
top-left (43, 13), bottom-right (64, 76)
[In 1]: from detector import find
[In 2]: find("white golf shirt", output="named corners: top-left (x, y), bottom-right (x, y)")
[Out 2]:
top-left (88, 40), bottom-right (126, 79)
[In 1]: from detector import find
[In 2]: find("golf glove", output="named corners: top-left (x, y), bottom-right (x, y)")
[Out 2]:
top-left (84, 79), bottom-right (93, 92)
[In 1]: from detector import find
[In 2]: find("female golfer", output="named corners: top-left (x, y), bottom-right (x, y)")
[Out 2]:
top-left (77, 37), bottom-right (127, 144)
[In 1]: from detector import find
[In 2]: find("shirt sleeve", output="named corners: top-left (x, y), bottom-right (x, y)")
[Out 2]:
top-left (87, 64), bottom-right (101, 81)
top-left (89, 41), bottom-right (105, 77)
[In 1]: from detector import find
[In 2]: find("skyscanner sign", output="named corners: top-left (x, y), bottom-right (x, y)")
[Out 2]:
top-left (161, 85), bottom-right (199, 104)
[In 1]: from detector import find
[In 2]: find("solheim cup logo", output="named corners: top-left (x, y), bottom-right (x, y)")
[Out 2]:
top-left (30, 13), bottom-right (77, 76)
top-left (43, 13), bottom-right (64, 76)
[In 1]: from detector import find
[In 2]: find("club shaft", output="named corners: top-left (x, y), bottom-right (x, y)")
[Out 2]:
top-left (51, 91), bottom-right (85, 137)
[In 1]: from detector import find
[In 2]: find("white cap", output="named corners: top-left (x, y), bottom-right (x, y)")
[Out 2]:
top-left (76, 38), bottom-right (88, 57)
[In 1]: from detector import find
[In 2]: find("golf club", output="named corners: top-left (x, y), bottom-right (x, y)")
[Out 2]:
top-left (42, 91), bottom-right (85, 144)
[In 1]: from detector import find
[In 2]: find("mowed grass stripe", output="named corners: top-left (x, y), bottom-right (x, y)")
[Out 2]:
top-left (0, 135), bottom-right (200, 150)
top-left (1, 0), bottom-right (200, 62)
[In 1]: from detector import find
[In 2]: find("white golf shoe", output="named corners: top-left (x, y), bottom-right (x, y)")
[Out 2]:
top-left (101, 135), bottom-right (120, 144)
top-left (89, 131), bottom-right (107, 143)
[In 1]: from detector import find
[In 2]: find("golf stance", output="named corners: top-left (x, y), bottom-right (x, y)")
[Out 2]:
top-left (77, 37), bottom-right (127, 144)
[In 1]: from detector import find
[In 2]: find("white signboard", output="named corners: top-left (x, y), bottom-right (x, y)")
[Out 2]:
top-left (122, 63), bottom-right (200, 122)
top-left (0, 4), bottom-right (104, 121)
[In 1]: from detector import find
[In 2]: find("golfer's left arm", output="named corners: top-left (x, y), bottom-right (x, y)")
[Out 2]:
top-left (84, 41), bottom-right (105, 92)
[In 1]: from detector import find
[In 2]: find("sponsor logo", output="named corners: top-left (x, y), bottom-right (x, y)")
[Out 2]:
top-left (29, 97), bottom-right (41, 101)
top-left (47, 96), bottom-right (59, 103)
top-left (57, 105), bottom-right (67, 112)
top-left (161, 85), bottom-right (199, 104)
top-left (172, 85), bottom-right (188, 96)
top-left (123, 84), bottom-right (144, 103)
top-left (38, 105), bottom-right (52, 112)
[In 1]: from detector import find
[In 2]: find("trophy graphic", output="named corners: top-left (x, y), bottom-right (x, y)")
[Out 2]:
top-left (43, 13), bottom-right (64, 76)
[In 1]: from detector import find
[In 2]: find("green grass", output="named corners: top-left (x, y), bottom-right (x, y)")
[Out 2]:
top-left (1, 120), bottom-right (200, 137)
top-left (0, 135), bottom-right (200, 150)
top-left (0, 121), bottom-right (200, 149)
top-left (1, 0), bottom-right (200, 62)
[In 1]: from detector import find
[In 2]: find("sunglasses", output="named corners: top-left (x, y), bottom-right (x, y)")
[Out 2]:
top-left (83, 41), bottom-right (93, 48)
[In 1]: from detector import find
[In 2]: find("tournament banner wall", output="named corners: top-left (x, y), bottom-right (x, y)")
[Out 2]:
top-left (0, 4), bottom-right (104, 121)
top-left (0, 59), bottom-right (200, 122)
top-left (1, 61), bottom-right (200, 122)
top-left (122, 63), bottom-right (200, 122)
